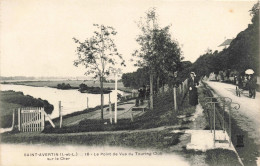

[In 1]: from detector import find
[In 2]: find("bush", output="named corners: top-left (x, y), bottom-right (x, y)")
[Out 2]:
top-left (57, 83), bottom-right (71, 89)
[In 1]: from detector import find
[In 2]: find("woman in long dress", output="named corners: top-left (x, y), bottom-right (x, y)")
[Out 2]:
top-left (188, 72), bottom-right (199, 106)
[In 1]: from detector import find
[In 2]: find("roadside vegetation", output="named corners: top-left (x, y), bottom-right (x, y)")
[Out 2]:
top-left (43, 91), bottom-right (188, 133)
top-left (205, 149), bottom-right (242, 166)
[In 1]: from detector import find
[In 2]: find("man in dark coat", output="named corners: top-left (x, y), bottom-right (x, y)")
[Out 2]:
top-left (188, 72), bottom-right (199, 106)
top-left (248, 74), bottom-right (257, 99)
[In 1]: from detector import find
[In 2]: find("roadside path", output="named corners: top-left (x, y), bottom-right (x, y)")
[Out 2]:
top-left (61, 100), bottom-right (144, 126)
top-left (205, 81), bottom-right (260, 144)
top-left (205, 81), bottom-right (260, 166)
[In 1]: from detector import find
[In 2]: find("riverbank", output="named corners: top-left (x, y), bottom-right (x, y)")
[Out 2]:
top-left (0, 90), bottom-right (54, 128)
top-left (0, 87), bottom-right (243, 165)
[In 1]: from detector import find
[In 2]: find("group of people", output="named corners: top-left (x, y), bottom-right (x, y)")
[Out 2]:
top-left (235, 74), bottom-right (257, 99)
top-left (135, 71), bottom-right (257, 108)
top-left (135, 72), bottom-right (200, 107)
top-left (136, 85), bottom-right (150, 106)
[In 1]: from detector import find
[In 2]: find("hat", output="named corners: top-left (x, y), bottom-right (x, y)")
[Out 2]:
top-left (190, 72), bottom-right (196, 76)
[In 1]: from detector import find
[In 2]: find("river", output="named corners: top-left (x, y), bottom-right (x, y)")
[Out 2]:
top-left (0, 84), bottom-right (128, 119)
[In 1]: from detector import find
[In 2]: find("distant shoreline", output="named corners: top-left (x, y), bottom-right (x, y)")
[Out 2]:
top-left (0, 80), bottom-right (133, 93)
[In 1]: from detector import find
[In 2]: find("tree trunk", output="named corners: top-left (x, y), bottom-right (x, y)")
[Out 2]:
top-left (100, 77), bottom-right (104, 119)
top-left (162, 83), bottom-right (165, 93)
top-left (157, 76), bottom-right (160, 94)
top-left (150, 73), bottom-right (153, 110)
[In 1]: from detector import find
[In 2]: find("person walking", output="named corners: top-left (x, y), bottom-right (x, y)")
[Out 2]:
top-left (188, 72), bottom-right (199, 106)
top-left (236, 75), bottom-right (243, 97)
top-left (248, 74), bottom-right (257, 99)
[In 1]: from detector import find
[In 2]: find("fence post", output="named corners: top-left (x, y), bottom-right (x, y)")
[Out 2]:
top-left (150, 74), bottom-right (154, 110)
top-left (59, 101), bottom-right (62, 128)
top-left (114, 73), bottom-right (118, 124)
top-left (130, 108), bottom-right (134, 122)
top-left (41, 108), bottom-right (45, 131)
top-left (11, 109), bottom-right (15, 131)
top-left (173, 86), bottom-right (178, 112)
top-left (229, 105), bottom-right (231, 147)
top-left (87, 97), bottom-right (89, 109)
top-left (223, 100), bottom-right (225, 132)
top-left (109, 93), bottom-right (112, 124)
top-left (213, 103), bottom-right (216, 147)
top-left (18, 108), bottom-right (21, 131)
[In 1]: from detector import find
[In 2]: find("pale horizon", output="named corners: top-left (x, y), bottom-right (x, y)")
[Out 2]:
top-left (0, 0), bottom-right (257, 77)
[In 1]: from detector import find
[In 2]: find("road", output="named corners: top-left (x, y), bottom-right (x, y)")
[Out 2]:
top-left (205, 80), bottom-right (260, 166)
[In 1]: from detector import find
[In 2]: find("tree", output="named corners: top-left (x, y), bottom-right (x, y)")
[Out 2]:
top-left (191, 1), bottom-right (259, 78)
top-left (73, 24), bottom-right (125, 119)
top-left (132, 8), bottom-right (182, 109)
top-left (132, 8), bottom-right (159, 110)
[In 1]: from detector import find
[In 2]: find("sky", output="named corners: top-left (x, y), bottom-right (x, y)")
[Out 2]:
top-left (0, 0), bottom-right (257, 77)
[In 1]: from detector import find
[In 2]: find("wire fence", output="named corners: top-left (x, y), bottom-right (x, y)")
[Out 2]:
top-left (153, 78), bottom-right (189, 112)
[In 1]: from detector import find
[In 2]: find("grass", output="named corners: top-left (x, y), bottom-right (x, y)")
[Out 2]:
top-left (205, 149), bottom-right (242, 166)
top-left (42, 89), bottom-right (194, 134)
top-left (0, 90), bottom-right (54, 128)
top-left (1, 129), bottom-right (183, 151)
top-left (198, 82), bottom-right (224, 130)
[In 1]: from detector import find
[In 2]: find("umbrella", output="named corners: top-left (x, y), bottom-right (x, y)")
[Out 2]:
top-left (245, 69), bottom-right (254, 74)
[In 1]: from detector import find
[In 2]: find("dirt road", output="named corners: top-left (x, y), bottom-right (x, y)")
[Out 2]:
top-left (205, 81), bottom-right (260, 166)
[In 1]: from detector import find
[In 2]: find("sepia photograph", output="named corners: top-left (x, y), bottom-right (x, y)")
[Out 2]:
top-left (0, 0), bottom-right (259, 165)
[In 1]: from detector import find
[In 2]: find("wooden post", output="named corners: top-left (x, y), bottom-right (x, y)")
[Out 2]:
top-left (18, 108), bottom-right (21, 131)
top-left (130, 108), bottom-right (134, 122)
top-left (223, 100), bottom-right (225, 132)
top-left (213, 103), bottom-right (216, 147)
top-left (41, 108), bottom-right (45, 131)
top-left (209, 106), bottom-right (212, 133)
top-left (11, 109), bottom-right (15, 131)
top-left (109, 93), bottom-right (112, 124)
top-left (229, 105), bottom-right (231, 147)
top-left (87, 97), bottom-right (89, 108)
top-left (115, 73), bottom-right (118, 124)
top-left (150, 73), bottom-right (153, 110)
top-left (59, 101), bottom-right (62, 128)
top-left (173, 86), bottom-right (178, 112)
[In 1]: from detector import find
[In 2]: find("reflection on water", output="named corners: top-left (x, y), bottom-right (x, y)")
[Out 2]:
top-left (0, 144), bottom-right (190, 166)
top-left (0, 84), bottom-right (126, 119)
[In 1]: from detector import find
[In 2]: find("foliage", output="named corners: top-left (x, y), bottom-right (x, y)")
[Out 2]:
top-left (73, 24), bottom-right (125, 119)
top-left (122, 67), bottom-right (150, 88)
top-left (122, 61), bottom-right (191, 89)
top-left (78, 83), bottom-right (111, 94)
top-left (73, 24), bottom-right (125, 79)
top-left (57, 83), bottom-right (72, 89)
top-left (191, 3), bottom-right (259, 77)
top-left (130, 8), bottom-right (183, 94)
top-left (132, 8), bottom-right (182, 74)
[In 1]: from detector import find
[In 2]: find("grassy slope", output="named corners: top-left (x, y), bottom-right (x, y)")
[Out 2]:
top-left (0, 90), bottom-right (53, 128)
top-left (1, 89), bottom-right (192, 142)
top-left (43, 90), bottom-right (193, 134)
